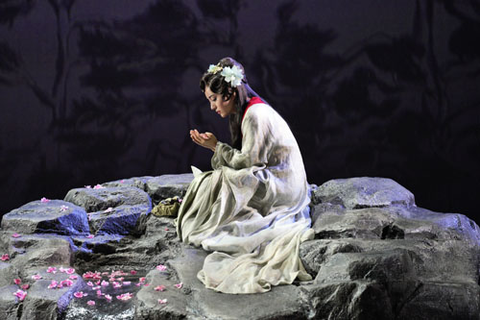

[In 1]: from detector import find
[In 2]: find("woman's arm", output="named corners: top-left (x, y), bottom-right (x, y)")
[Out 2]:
top-left (212, 106), bottom-right (272, 170)
top-left (190, 129), bottom-right (217, 152)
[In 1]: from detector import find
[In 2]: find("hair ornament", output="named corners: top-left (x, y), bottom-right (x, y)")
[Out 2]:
top-left (207, 63), bottom-right (244, 87)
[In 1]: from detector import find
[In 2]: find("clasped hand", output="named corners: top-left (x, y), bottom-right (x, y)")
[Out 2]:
top-left (190, 129), bottom-right (217, 152)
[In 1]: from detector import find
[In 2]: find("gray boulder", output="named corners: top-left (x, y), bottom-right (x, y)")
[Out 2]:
top-left (313, 177), bottom-right (415, 208)
top-left (1, 200), bottom-right (89, 236)
top-left (144, 173), bottom-right (193, 204)
top-left (64, 187), bottom-right (151, 213)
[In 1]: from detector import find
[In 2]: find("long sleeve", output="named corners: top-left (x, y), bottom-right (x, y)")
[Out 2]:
top-left (211, 104), bottom-right (272, 170)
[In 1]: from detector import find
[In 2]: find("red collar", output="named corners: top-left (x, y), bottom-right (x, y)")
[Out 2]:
top-left (242, 97), bottom-right (263, 123)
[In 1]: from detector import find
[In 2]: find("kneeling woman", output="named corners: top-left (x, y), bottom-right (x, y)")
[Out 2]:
top-left (176, 57), bottom-right (314, 294)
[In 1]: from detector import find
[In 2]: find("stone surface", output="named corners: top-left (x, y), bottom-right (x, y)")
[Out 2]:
top-left (313, 177), bottom-right (415, 209)
top-left (64, 187), bottom-right (151, 213)
top-left (1, 200), bottom-right (89, 236)
top-left (144, 173), bottom-right (193, 204)
top-left (0, 174), bottom-right (479, 319)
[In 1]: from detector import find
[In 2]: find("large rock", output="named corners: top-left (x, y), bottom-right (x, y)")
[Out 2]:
top-left (0, 174), bottom-right (478, 319)
top-left (144, 174), bottom-right (193, 204)
top-left (64, 187), bottom-right (151, 213)
top-left (313, 177), bottom-right (415, 208)
top-left (1, 200), bottom-right (89, 236)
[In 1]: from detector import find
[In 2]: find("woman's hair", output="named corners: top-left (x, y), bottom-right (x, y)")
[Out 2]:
top-left (200, 57), bottom-right (261, 149)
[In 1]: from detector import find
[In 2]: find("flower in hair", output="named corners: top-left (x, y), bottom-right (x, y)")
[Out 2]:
top-left (207, 64), bottom-right (222, 74)
top-left (221, 65), bottom-right (244, 87)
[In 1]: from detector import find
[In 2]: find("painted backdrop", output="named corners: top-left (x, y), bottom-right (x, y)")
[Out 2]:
top-left (0, 0), bottom-right (479, 223)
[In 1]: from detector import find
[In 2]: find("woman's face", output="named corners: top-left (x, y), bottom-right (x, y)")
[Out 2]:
top-left (204, 85), bottom-right (236, 118)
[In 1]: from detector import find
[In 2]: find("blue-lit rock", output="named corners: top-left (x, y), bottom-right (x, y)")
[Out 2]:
top-left (1, 200), bottom-right (89, 236)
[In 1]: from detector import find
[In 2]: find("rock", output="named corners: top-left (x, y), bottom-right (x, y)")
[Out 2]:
top-left (101, 176), bottom-right (153, 190)
top-left (20, 273), bottom-right (83, 320)
top-left (1, 200), bottom-right (89, 236)
top-left (6, 235), bottom-right (73, 274)
top-left (0, 174), bottom-right (479, 319)
top-left (88, 204), bottom-right (151, 236)
top-left (0, 285), bottom-right (21, 320)
top-left (313, 177), bottom-right (415, 208)
top-left (144, 174), bottom-right (193, 205)
top-left (64, 187), bottom-right (151, 213)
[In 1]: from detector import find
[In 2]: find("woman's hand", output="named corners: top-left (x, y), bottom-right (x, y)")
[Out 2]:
top-left (190, 129), bottom-right (218, 152)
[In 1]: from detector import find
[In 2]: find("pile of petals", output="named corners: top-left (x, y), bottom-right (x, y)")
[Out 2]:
top-left (12, 278), bottom-right (28, 302)
top-left (1, 254), bottom-right (9, 261)
top-left (48, 279), bottom-right (74, 289)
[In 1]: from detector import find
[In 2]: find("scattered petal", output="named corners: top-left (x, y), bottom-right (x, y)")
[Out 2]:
top-left (14, 278), bottom-right (21, 285)
top-left (60, 205), bottom-right (69, 212)
top-left (69, 275), bottom-right (78, 280)
top-left (74, 291), bottom-right (87, 298)
top-left (46, 267), bottom-right (57, 274)
top-left (87, 300), bottom-right (95, 306)
top-left (113, 282), bottom-right (122, 289)
top-left (139, 277), bottom-right (146, 283)
top-left (158, 298), bottom-right (167, 304)
top-left (83, 271), bottom-right (102, 280)
top-left (144, 283), bottom-right (150, 287)
top-left (154, 285), bottom-right (166, 292)
top-left (96, 290), bottom-right (102, 296)
top-left (13, 290), bottom-right (27, 301)
top-left (21, 284), bottom-right (30, 290)
top-left (116, 293), bottom-right (133, 301)
top-left (93, 184), bottom-right (105, 189)
top-left (60, 279), bottom-right (74, 287)
top-left (41, 197), bottom-right (51, 203)
top-left (122, 281), bottom-right (131, 286)
top-left (87, 281), bottom-right (94, 287)
top-left (130, 270), bottom-right (137, 275)
top-left (12, 233), bottom-right (21, 238)
top-left (104, 207), bottom-right (114, 213)
top-left (48, 280), bottom-right (58, 289)
top-left (174, 283), bottom-right (183, 289)
top-left (105, 294), bottom-right (112, 302)
top-left (86, 234), bottom-right (94, 239)
top-left (1, 254), bottom-right (10, 261)
top-left (31, 274), bottom-right (42, 280)
top-left (164, 228), bottom-right (169, 231)
top-left (156, 265), bottom-right (167, 272)
top-left (101, 280), bottom-right (109, 287)
top-left (84, 185), bottom-right (92, 189)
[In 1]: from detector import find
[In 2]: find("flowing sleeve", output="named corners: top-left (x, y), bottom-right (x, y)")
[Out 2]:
top-left (211, 106), bottom-right (272, 170)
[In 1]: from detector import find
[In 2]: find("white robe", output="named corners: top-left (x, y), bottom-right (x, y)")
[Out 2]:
top-left (176, 102), bottom-right (314, 294)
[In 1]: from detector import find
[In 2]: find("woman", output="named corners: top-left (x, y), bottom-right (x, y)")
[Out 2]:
top-left (176, 57), bottom-right (314, 294)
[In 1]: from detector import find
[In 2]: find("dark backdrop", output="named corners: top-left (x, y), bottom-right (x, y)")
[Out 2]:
top-left (1, 0), bottom-right (479, 224)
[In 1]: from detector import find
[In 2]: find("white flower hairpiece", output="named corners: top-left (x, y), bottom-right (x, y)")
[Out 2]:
top-left (207, 63), bottom-right (244, 87)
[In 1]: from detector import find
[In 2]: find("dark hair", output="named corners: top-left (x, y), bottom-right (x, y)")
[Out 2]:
top-left (200, 57), bottom-right (261, 149)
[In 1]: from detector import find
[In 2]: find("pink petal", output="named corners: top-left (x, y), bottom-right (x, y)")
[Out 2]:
top-left (174, 283), bottom-right (183, 289)
top-left (122, 281), bottom-right (131, 286)
top-left (101, 280), bottom-right (109, 287)
top-left (105, 294), bottom-right (112, 301)
top-left (154, 285), bottom-right (166, 292)
top-left (13, 290), bottom-right (27, 301)
top-left (69, 275), bottom-right (78, 280)
top-left (96, 290), bottom-right (102, 296)
top-left (87, 281), bottom-right (94, 287)
top-left (46, 267), bottom-right (57, 274)
top-left (21, 284), bottom-right (29, 290)
top-left (93, 184), bottom-right (105, 189)
top-left (165, 228), bottom-right (169, 231)
top-left (12, 233), bottom-right (21, 238)
top-left (1, 254), bottom-right (10, 261)
top-left (31, 274), bottom-right (42, 280)
top-left (48, 280), bottom-right (58, 289)
top-left (87, 300), bottom-right (95, 306)
top-left (66, 268), bottom-right (75, 275)
top-left (158, 298), bottom-right (168, 304)
top-left (84, 185), bottom-right (92, 189)
top-left (86, 235), bottom-right (94, 239)
top-left (73, 291), bottom-right (85, 298)
top-left (130, 270), bottom-right (137, 275)
top-left (41, 197), bottom-right (50, 203)
top-left (156, 265), bottom-right (167, 272)
top-left (139, 277), bottom-right (146, 283)
top-left (13, 278), bottom-right (21, 285)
